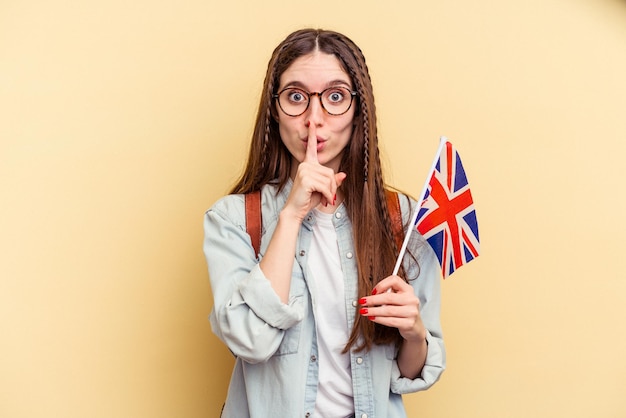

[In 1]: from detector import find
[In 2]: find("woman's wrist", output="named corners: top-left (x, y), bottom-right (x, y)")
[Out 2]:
top-left (403, 328), bottom-right (427, 344)
top-left (279, 205), bottom-right (307, 226)
top-left (397, 334), bottom-right (428, 379)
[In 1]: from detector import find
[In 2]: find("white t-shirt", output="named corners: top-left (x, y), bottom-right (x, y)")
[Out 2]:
top-left (309, 208), bottom-right (354, 417)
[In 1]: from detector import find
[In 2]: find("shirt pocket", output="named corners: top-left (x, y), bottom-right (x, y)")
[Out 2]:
top-left (274, 295), bottom-right (303, 355)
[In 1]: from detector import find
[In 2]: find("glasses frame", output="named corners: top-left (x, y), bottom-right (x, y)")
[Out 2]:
top-left (272, 86), bottom-right (358, 117)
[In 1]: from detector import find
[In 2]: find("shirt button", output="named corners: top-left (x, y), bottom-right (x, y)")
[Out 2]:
top-left (352, 300), bottom-right (357, 307)
top-left (346, 252), bottom-right (353, 259)
top-left (335, 212), bottom-right (342, 219)
top-left (310, 355), bottom-right (317, 363)
top-left (300, 250), bottom-right (306, 256)
top-left (356, 357), bottom-right (363, 364)
top-left (361, 414), bottom-right (368, 418)
top-left (305, 413), bottom-right (311, 418)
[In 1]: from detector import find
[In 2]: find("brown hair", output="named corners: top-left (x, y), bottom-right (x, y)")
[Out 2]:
top-left (231, 28), bottom-right (405, 351)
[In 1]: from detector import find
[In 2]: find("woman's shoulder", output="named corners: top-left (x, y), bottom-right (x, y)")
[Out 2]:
top-left (206, 193), bottom-right (246, 225)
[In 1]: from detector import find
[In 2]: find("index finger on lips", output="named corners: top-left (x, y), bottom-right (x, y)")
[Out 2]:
top-left (305, 122), bottom-right (318, 163)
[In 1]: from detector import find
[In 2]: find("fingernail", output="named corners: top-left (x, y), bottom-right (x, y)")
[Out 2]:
top-left (368, 316), bottom-right (376, 321)
top-left (359, 308), bottom-right (368, 315)
top-left (358, 297), bottom-right (367, 305)
top-left (371, 288), bottom-right (378, 295)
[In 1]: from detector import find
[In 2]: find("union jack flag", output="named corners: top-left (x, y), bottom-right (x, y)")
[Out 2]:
top-left (415, 139), bottom-right (480, 278)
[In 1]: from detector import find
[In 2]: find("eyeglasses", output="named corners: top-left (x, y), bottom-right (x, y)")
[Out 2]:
top-left (273, 86), bottom-right (357, 117)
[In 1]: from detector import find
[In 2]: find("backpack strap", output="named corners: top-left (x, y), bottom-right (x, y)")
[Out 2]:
top-left (244, 189), bottom-right (404, 257)
top-left (385, 189), bottom-right (405, 252)
top-left (244, 190), bottom-right (262, 257)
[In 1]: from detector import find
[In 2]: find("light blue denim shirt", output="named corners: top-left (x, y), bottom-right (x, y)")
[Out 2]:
top-left (204, 181), bottom-right (445, 418)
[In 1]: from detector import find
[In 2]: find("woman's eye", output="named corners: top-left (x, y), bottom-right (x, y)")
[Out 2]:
top-left (288, 90), bottom-right (307, 103)
top-left (327, 90), bottom-right (345, 103)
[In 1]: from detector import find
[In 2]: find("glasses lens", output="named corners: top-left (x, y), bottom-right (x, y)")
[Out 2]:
top-left (321, 87), bottom-right (354, 115)
top-left (278, 88), bottom-right (309, 116)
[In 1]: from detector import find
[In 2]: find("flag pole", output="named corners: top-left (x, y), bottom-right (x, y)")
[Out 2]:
top-left (392, 136), bottom-right (448, 276)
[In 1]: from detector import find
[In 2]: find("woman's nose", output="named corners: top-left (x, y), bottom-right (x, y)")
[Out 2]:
top-left (306, 93), bottom-right (324, 123)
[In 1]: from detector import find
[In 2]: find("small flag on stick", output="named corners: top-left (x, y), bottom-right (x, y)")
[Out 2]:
top-left (392, 137), bottom-right (480, 278)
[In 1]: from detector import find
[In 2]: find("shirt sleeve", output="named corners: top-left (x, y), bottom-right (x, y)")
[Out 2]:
top-left (204, 196), bottom-right (304, 364)
top-left (390, 195), bottom-right (446, 394)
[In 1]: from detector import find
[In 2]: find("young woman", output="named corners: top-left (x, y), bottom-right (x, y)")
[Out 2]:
top-left (204, 28), bottom-right (445, 418)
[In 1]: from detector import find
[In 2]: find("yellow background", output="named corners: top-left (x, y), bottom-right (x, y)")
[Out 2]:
top-left (2, 0), bottom-right (625, 416)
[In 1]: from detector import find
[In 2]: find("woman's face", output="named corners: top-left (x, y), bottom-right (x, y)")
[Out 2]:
top-left (276, 51), bottom-right (355, 174)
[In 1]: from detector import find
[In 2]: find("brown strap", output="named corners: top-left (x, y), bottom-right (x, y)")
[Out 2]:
top-left (385, 190), bottom-right (404, 252)
top-left (244, 191), bottom-right (262, 257)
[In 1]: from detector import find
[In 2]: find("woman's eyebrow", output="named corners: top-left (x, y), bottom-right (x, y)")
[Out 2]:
top-left (325, 79), bottom-right (352, 88)
top-left (280, 80), bottom-right (308, 89)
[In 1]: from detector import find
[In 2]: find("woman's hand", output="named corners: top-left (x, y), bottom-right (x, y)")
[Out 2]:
top-left (260, 123), bottom-right (346, 303)
top-left (359, 275), bottom-right (426, 343)
top-left (359, 275), bottom-right (428, 378)
top-left (282, 123), bottom-right (347, 221)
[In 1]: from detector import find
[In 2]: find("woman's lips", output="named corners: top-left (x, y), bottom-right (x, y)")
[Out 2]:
top-left (303, 137), bottom-right (327, 152)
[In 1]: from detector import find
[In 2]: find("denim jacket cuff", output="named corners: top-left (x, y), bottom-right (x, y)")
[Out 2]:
top-left (390, 330), bottom-right (446, 394)
top-left (239, 264), bottom-right (304, 330)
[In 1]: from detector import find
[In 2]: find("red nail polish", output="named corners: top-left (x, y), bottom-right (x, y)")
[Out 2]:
top-left (371, 288), bottom-right (378, 295)
top-left (368, 316), bottom-right (376, 321)
top-left (358, 297), bottom-right (367, 305)
top-left (333, 194), bottom-right (337, 205)
top-left (359, 308), bottom-right (368, 315)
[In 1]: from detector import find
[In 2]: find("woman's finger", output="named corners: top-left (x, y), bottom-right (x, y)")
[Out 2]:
top-left (304, 123), bottom-right (318, 163)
